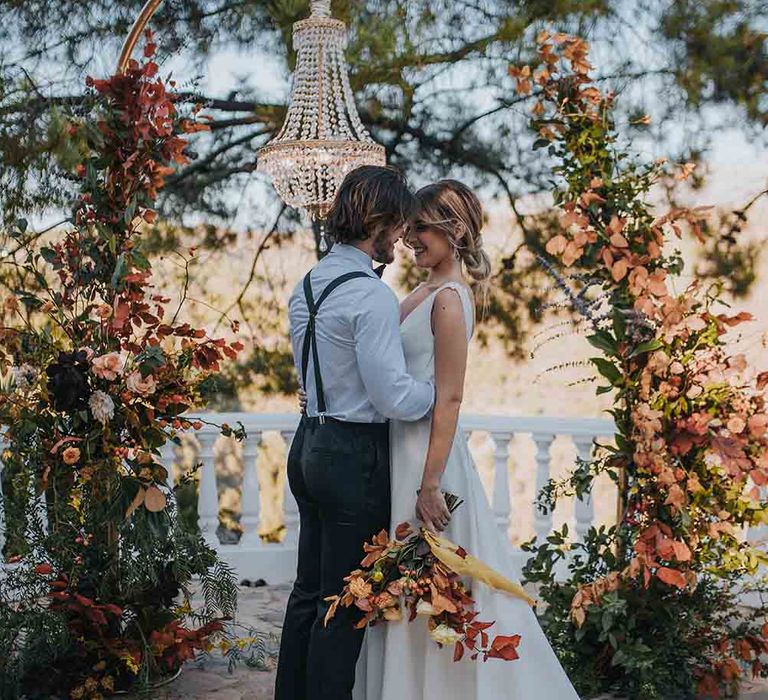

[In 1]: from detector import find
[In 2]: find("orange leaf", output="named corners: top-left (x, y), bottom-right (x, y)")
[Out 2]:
top-left (453, 641), bottom-right (464, 662)
top-left (323, 596), bottom-right (340, 627)
top-left (611, 259), bottom-right (629, 282)
top-left (545, 234), bottom-right (568, 256)
top-left (656, 566), bottom-right (686, 589)
top-left (609, 232), bottom-right (628, 248)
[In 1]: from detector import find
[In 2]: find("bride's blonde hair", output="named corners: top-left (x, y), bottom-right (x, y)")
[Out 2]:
top-left (414, 180), bottom-right (492, 307)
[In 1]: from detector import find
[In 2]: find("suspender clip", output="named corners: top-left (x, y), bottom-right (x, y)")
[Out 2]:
top-left (318, 412), bottom-right (327, 425)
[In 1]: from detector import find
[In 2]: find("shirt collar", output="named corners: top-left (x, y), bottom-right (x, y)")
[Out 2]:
top-left (330, 243), bottom-right (374, 269)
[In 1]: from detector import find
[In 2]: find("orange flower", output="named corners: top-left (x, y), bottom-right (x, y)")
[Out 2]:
top-left (62, 447), bottom-right (81, 465)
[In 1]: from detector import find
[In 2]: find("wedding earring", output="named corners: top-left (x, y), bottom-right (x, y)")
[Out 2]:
top-left (318, 220), bottom-right (329, 253)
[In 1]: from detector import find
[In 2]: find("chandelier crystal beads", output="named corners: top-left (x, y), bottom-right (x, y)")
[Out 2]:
top-left (257, 0), bottom-right (386, 220)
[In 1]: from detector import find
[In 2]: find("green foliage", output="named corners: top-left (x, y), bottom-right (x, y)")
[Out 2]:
top-left (0, 41), bottom-right (253, 697)
top-left (520, 32), bottom-right (768, 699)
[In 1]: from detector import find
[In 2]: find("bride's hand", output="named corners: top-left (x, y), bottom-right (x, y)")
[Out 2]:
top-left (416, 485), bottom-right (451, 533)
top-left (298, 389), bottom-right (308, 413)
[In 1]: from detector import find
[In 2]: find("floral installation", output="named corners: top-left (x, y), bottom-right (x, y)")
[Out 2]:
top-left (514, 31), bottom-right (768, 699)
top-left (325, 494), bottom-right (533, 663)
top-left (0, 32), bottom-right (257, 698)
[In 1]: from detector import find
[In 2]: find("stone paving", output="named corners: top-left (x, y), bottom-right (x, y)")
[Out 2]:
top-left (138, 583), bottom-right (768, 700)
top-left (137, 584), bottom-right (288, 700)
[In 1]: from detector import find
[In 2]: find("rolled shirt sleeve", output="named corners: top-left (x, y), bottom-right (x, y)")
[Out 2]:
top-left (352, 286), bottom-right (434, 421)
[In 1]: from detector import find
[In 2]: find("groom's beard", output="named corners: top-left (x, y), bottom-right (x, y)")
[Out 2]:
top-left (371, 232), bottom-right (396, 264)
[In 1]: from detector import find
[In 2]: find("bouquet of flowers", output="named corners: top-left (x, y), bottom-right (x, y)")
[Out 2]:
top-left (324, 493), bottom-right (535, 662)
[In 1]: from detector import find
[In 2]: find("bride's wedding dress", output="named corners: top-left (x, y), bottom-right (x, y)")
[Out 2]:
top-left (353, 282), bottom-right (580, 700)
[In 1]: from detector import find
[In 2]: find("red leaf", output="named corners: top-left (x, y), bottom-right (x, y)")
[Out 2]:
top-left (395, 521), bottom-right (412, 540)
top-left (487, 634), bottom-right (521, 661)
top-left (453, 641), bottom-right (464, 662)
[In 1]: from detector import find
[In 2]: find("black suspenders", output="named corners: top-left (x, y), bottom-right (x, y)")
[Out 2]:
top-left (301, 270), bottom-right (375, 423)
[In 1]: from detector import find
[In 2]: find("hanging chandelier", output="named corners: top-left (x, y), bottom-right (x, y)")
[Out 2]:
top-left (257, 0), bottom-right (386, 225)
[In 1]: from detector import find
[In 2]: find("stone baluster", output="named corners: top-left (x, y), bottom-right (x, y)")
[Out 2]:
top-left (239, 430), bottom-right (263, 548)
top-left (532, 433), bottom-right (555, 541)
top-left (573, 435), bottom-right (596, 542)
top-left (489, 431), bottom-right (513, 538)
top-left (280, 430), bottom-right (300, 546)
top-left (197, 431), bottom-right (220, 548)
top-left (159, 440), bottom-right (177, 490)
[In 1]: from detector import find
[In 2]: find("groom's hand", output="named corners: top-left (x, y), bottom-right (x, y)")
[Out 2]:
top-left (298, 389), bottom-right (308, 414)
top-left (416, 486), bottom-right (451, 533)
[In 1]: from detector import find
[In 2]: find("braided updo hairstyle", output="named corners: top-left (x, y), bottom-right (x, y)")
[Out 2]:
top-left (414, 180), bottom-right (492, 303)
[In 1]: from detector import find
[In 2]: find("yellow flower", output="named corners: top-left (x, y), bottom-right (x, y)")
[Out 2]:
top-left (121, 653), bottom-right (140, 674)
top-left (237, 637), bottom-right (256, 649)
top-left (219, 639), bottom-right (232, 653)
top-left (371, 571), bottom-right (384, 583)
top-left (69, 491), bottom-right (82, 512)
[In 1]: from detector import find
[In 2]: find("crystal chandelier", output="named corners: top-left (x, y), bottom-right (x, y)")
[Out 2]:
top-left (257, 0), bottom-right (386, 246)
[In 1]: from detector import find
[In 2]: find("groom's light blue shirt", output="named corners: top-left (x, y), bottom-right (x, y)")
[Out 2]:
top-left (288, 243), bottom-right (434, 423)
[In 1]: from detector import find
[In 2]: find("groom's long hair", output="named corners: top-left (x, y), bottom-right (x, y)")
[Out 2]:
top-left (326, 166), bottom-right (416, 245)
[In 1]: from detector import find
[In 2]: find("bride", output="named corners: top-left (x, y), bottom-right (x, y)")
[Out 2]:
top-left (352, 180), bottom-right (580, 699)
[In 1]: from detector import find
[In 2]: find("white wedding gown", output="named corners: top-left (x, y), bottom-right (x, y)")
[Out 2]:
top-left (353, 282), bottom-right (580, 700)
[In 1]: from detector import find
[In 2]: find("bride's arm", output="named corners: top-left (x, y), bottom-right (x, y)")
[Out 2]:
top-left (415, 288), bottom-right (468, 532)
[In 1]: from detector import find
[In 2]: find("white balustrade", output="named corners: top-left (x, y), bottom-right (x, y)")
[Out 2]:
top-left (573, 435), bottom-right (595, 543)
top-left (239, 430), bottom-right (263, 548)
top-left (4, 412), bottom-right (766, 609)
top-left (532, 432), bottom-right (555, 542)
top-left (280, 430), bottom-right (300, 546)
top-left (196, 430), bottom-right (221, 548)
top-left (159, 440), bottom-right (177, 490)
top-left (489, 431), bottom-right (512, 536)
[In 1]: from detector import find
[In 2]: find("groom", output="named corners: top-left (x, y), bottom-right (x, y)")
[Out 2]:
top-left (275, 166), bottom-right (435, 700)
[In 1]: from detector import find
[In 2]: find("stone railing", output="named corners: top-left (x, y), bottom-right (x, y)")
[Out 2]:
top-left (1, 412), bottom-right (620, 583)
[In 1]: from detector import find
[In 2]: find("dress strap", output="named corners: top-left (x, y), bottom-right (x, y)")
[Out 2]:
top-left (301, 270), bottom-right (376, 422)
top-left (431, 281), bottom-right (475, 338)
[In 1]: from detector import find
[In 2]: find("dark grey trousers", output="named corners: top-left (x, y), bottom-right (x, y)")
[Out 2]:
top-left (275, 415), bottom-right (391, 700)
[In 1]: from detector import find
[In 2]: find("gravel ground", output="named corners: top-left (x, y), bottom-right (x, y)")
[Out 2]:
top-left (134, 583), bottom-right (768, 700)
